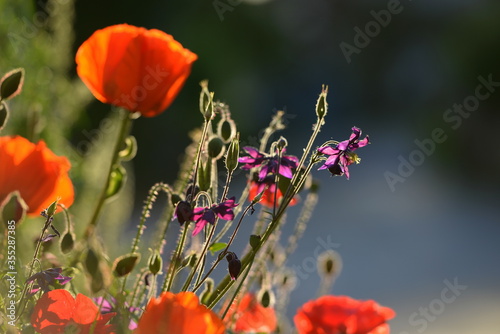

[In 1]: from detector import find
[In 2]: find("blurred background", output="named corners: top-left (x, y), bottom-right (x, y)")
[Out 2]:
top-left (1, 0), bottom-right (499, 332)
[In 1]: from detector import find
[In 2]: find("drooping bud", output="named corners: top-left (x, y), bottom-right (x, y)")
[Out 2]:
top-left (315, 85), bottom-right (328, 120)
top-left (225, 134), bottom-right (240, 173)
top-left (226, 251), bottom-right (241, 280)
top-left (200, 278), bottom-right (214, 305)
top-left (85, 248), bottom-right (100, 276)
top-left (113, 253), bottom-right (141, 277)
top-left (60, 231), bottom-right (75, 254)
top-left (207, 136), bottom-right (225, 160)
top-left (0, 68), bottom-right (25, 100)
top-left (317, 249), bottom-right (342, 278)
top-left (249, 234), bottom-right (261, 251)
top-left (257, 288), bottom-right (275, 308)
top-left (0, 101), bottom-right (9, 131)
top-left (174, 201), bottom-right (193, 225)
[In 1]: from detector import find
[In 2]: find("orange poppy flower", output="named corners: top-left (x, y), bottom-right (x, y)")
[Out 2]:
top-left (136, 291), bottom-right (225, 334)
top-left (0, 136), bottom-right (74, 216)
top-left (294, 295), bottom-right (396, 334)
top-left (249, 180), bottom-right (298, 208)
top-left (76, 24), bottom-right (198, 117)
top-left (225, 292), bottom-right (277, 333)
top-left (31, 289), bottom-right (116, 334)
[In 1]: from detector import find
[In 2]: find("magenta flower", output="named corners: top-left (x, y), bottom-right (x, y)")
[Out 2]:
top-left (26, 268), bottom-right (72, 295)
top-left (239, 146), bottom-right (298, 181)
top-left (317, 127), bottom-right (369, 179)
top-left (93, 296), bottom-right (139, 330)
top-left (191, 197), bottom-right (238, 236)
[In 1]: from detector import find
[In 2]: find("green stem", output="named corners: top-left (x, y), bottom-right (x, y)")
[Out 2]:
top-left (83, 108), bottom-right (133, 241)
top-left (162, 224), bottom-right (190, 292)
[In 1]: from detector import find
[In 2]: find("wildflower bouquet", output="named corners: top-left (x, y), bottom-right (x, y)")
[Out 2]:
top-left (0, 18), bottom-right (394, 334)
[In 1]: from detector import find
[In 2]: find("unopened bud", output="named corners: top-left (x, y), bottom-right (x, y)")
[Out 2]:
top-left (257, 288), bottom-right (275, 308)
top-left (225, 135), bottom-right (240, 172)
top-left (199, 80), bottom-right (214, 120)
top-left (315, 85), bottom-right (328, 119)
top-left (0, 68), bottom-right (25, 100)
top-left (148, 250), bottom-right (162, 275)
top-left (317, 249), bottom-right (342, 278)
top-left (207, 136), bottom-right (225, 160)
top-left (226, 252), bottom-right (241, 280)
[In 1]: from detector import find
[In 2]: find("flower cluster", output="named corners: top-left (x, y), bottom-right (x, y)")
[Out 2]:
top-left (0, 20), bottom-right (391, 334)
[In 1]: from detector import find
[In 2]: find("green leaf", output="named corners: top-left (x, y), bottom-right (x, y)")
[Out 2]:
top-left (105, 164), bottom-right (126, 199)
top-left (209, 242), bottom-right (227, 255)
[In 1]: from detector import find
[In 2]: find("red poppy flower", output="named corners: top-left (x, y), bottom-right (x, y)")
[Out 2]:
top-left (294, 295), bottom-right (396, 334)
top-left (31, 289), bottom-right (115, 334)
top-left (0, 136), bottom-right (74, 216)
top-left (76, 24), bottom-right (197, 117)
top-left (249, 180), bottom-right (298, 208)
top-left (225, 293), bottom-right (277, 333)
top-left (136, 291), bottom-right (225, 334)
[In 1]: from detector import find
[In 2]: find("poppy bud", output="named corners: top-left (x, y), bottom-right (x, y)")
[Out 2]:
top-left (315, 85), bottom-right (328, 120)
top-left (60, 232), bottom-right (75, 254)
top-left (85, 248), bottom-right (100, 276)
top-left (258, 288), bottom-right (275, 308)
top-left (226, 252), bottom-right (241, 280)
top-left (174, 201), bottom-right (193, 225)
top-left (207, 136), bottom-right (225, 160)
top-left (249, 234), bottom-right (261, 251)
top-left (200, 277), bottom-right (214, 305)
top-left (0, 68), bottom-right (25, 101)
top-left (0, 101), bottom-right (8, 131)
top-left (317, 249), bottom-right (342, 278)
top-left (113, 253), bottom-right (141, 277)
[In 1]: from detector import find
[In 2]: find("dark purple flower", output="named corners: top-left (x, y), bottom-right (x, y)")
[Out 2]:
top-left (173, 200), bottom-right (193, 225)
top-left (226, 252), bottom-right (241, 280)
top-left (318, 127), bottom-right (370, 179)
top-left (238, 146), bottom-right (298, 181)
top-left (26, 268), bottom-right (72, 295)
top-left (191, 197), bottom-right (238, 236)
